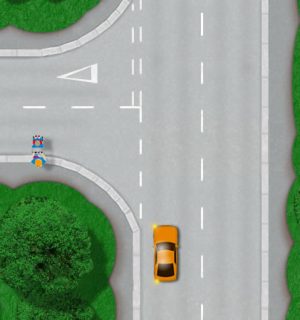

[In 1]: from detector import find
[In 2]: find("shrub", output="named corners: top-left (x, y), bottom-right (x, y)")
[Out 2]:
top-left (17, 293), bottom-right (95, 320)
top-left (0, 196), bottom-right (93, 299)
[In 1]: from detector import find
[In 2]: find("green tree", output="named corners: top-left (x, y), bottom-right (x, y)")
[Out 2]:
top-left (0, 196), bottom-right (93, 299)
top-left (17, 293), bottom-right (95, 320)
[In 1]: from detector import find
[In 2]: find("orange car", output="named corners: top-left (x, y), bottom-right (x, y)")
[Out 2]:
top-left (153, 225), bottom-right (178, 282)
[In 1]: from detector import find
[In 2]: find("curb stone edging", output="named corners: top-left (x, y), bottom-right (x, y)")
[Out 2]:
top-left (0, 0), bottom-right (131, 58)
top-left (0, 155), bottom-right (141, 320)
top-left (261, 0), bottom-right (269, 319)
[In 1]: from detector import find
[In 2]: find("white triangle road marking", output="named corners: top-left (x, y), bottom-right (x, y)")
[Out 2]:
top-left (57, 64), bottom-right (98, 84)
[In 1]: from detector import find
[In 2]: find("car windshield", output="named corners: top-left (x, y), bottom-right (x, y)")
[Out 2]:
top-left (156, 242), bottom-right (175, 252)
top-left (157, 263), bottom-right (174, 277)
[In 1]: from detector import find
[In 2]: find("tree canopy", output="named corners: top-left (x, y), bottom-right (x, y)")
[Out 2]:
top-left (17, 293), bottom-right (95, 320)
top-left (0, 196), bottom-right (93, 299)
top-left (0, 0), bottom-right (100, 32)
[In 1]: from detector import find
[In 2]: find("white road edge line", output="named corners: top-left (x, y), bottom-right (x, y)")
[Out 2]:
top-left (139, 171), bottom-right (143, 187)
top-left (131, 27), bottom-right (135, 44)
top-left (201, 207), bottom-right (204, 230)
top-left (201, 12), bottom-right (204, 37)
top-left (139, 203), bottom-right (143, 219)
top-left (139, 139), bottom-right (143, 155)
top-left (201, 109), bottom-right (204, 133)
top-left (71, 106), bottom-right (95, 109)
top-left (201, 158), bottom-right (204, 181)
top-left (201, 62), bottom-right (204, 85)
top-left (23, 106), bottom-right (46, 109)
top-left (201, 255), bottom-right (204, 279)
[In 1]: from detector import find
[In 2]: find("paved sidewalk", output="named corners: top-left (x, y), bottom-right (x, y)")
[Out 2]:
top-left (0, 0), bottom-right (130, 56)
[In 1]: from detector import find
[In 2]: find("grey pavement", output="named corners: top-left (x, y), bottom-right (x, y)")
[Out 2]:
top-left (0, 0), bottom-right (125, 50)
top-left (0, 0), bottom-right (263, 319)
top-left (269, 0), bottom-right (297, 319)
top-left (0, 163), bottom-right (132, 320)
top-left (141, 1), bottom-right (261, 319)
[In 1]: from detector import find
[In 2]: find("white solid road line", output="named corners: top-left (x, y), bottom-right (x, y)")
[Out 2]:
top-left (131, 59), bottom-right (135, 75)
top-left (201, 158), bottom-right (204, 181)
top-left (139, 58), bottom-right (143, 75)
top-left (201, 62), bottom-right (204, 85)
top-left (139, 26), bottom-right (143, 43)
top-left (139, 171), bottom-right (143, 187)
top-left (139, 203), bottom-right (143, 219)
top-left (201, 255), bottom-right (204, 279)
top-left (23, 106), bottom-right (46, 109)
top-left (201, 304), bottom-right (204, 320)
top-left (201, 109), bottom-right (204, 133)
top-left (201, 12), bottom-right (204, 37)
top-left (201, 207), bottom-right (204, 230)
top-left (139, 139), bottom-right (143, 155)
top-left (71, 106), bottom-right (94, 109)
top-left (131, 27), bottom-right (135, 43)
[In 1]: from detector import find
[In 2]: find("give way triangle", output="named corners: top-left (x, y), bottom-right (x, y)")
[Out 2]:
top-left (57, 64), bottom-right (98, 84)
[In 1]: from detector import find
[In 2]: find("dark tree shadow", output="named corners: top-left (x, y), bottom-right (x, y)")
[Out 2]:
top-left (76, 230), bottom-right (109, 302)
top-left (10, 230), bottom-right (110, 320)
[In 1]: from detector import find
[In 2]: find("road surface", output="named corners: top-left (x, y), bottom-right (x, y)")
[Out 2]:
top-left (0, 0), bottom-right (262, 319)
top-left (270, 0), bottom-right (297, 318)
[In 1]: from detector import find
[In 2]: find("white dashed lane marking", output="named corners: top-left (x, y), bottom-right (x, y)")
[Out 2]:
top-left (139, 203), bottom-right (143, 219)
top-left (139, 26), bottom-right (143, 43)
top-left (23, 106), bottom-right (46, 109)
top-left (201, 12), bottom-right (204, 37)
top-left (139, 171), bottom-right (143, 187)
top-left (71, 106), bottom-right (94, 109)
top-left (139, 139), bottom-right (143, 155)
top-left (131, 27), bottom-right (135, 43)
top-left (139, 58), bottom-right (143, 75)
top-left (132, 59), bottom-right (135, 75)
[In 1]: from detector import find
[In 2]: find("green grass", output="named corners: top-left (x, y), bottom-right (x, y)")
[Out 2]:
top-left (0, 182), bottom-right (116, 320)
top-left (0, 0), bottom-right (100, 33)
top-left (287, 25), bottom-right (300, 319)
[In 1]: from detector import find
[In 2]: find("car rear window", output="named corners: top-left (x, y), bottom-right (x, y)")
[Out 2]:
top-left (157, 263), bottom-right (174, 277)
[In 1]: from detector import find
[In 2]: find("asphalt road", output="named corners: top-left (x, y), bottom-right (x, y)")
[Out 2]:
top-left (0, 0), bottom-right (262, 319)
top-left (269, 0), bottom-right (298, 318)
